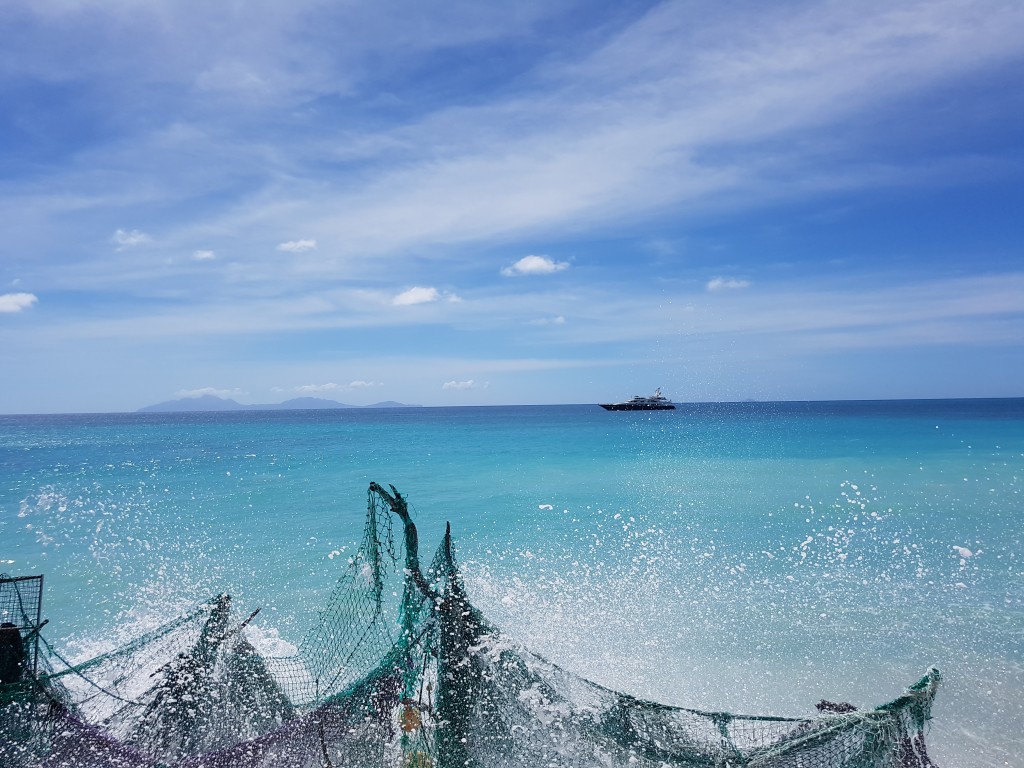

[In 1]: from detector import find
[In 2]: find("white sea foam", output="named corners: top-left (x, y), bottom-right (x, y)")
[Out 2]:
top-left (246, 624), bottom-right (299, 657)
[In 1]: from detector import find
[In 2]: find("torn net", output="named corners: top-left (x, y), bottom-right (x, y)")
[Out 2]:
top-left (1, 483), bottom-right (940, 767)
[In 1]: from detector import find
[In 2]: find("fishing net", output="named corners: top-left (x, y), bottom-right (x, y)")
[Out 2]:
top-left (1, 483), bottom-right (941, 767)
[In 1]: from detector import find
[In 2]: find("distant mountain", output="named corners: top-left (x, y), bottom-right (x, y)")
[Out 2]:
top-left (137, 394), bottom-right (248, 413)
top-left (137, 395), bottom-right (421, 413)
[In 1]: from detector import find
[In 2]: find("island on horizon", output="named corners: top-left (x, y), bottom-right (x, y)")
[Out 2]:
top-left (137, 394), bottom-right (422, 413)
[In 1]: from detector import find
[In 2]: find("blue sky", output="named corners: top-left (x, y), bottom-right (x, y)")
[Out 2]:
top-left (1, 0), bottom-right (1022, 413)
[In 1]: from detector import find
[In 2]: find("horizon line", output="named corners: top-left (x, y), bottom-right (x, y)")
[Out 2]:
top-left (2, 395), bottom-right (1022, 418)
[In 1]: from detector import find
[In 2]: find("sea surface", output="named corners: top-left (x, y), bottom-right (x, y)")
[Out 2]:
top-left (1, 400), bottom-right (1021, 766)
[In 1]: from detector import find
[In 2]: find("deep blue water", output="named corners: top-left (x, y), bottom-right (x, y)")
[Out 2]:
top-left (1, 400), bottom-right (1022, 766)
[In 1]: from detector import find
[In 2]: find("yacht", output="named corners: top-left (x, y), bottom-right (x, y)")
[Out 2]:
top-left (599, 388), bottom-right (675, 411)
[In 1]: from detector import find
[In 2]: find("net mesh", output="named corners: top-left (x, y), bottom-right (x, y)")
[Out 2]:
top-left (1, 484), bottom-right (941, 767)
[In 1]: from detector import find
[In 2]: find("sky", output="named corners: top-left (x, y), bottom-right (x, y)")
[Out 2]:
top-left (1, 0), bottom-right (1022, 413)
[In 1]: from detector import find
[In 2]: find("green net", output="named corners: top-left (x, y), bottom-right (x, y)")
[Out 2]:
top-left (0, 483), bottom-right (941, 767)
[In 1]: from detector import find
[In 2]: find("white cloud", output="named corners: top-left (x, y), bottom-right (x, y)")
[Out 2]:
top-left (348, 380), bottom-right (382, 388)
top-left (442, 379), bottom-right (477, 391)
top-left (707, 277), bottom-right (751, 292)
top-left (192, 249), bottom-right (216, 261)
top-left (112, 229), bottom-right (152, 250)
top-left (393, 286), bottom-right (440, 306)
top-left (295, 382), bottom-right (339, 394)
top-left (501, 255), bottom-right (570, 277)
top-left (0, 293), bottom-right (38, 313)
top-left (175, 387), bottom-right (245, 399)
top-left (277, 239), bottom-right (317, 253)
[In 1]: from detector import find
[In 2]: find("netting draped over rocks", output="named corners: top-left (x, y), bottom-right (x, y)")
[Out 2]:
top-left (1, 483), bottom-right (940, 767)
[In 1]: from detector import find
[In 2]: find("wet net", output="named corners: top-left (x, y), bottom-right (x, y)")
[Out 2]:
top-left (1, 483), bottom-right (941, 767)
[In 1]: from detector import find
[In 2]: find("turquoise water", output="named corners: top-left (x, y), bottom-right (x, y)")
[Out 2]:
top-left (1, 400), bottom-right (1022, 766)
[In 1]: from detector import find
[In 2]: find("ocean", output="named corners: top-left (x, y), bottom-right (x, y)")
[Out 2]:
top-left (1, 400), bottom-right (1021, 766)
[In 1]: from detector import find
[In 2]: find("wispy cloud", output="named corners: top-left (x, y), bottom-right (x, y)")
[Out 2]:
top-left (707, 277), bottom-right (751, 292)
top-left (0, 293), bottom-right (38, 313)
top-left (19, 269), bottom-right (1023, 356)
top-left (501, 255), bottom-right (570, 277)
top-left (7, 1), bottom-right (1022, 289)
top-left (112, 229), bottom-right (152, 250)
top-left (192, 249), bottom-right (216, 261)
top-left (229, 1), bottom-right (1019, 273)
top-left (277, 239), bottom-right (317, 253)
top-left (348, 380), bottom-right (382, 388)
